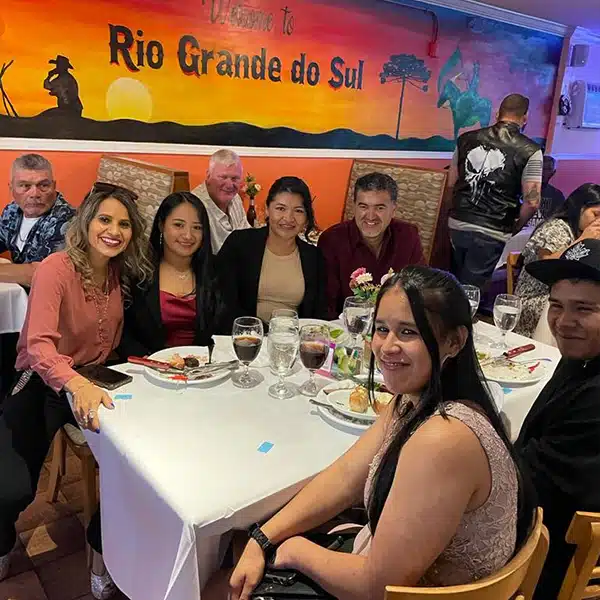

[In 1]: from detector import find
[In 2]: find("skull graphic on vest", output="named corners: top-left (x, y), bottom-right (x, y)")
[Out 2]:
top-left (464, 146), bottom-right (506, 205)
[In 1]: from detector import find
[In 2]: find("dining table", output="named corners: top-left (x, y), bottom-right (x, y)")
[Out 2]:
top-left (0, 281), bottom-right (28, 335)
top-left (83, 321), bottom-right (561, 600)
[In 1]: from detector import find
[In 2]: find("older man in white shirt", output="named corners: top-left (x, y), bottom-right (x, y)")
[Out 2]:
top-left (192, 149), bottom-right (251, 253)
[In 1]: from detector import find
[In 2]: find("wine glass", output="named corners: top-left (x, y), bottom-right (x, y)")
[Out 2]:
top-left (268, 317), bottom-right (300, 399)
top-left (231, 317), bottom-right (264, 388)
top-left (343, 297), bottom-right (373, 347)
top-left (299, 325), bottom-right (330, 397)
top-left (492, 294), bottom-right (522, 350)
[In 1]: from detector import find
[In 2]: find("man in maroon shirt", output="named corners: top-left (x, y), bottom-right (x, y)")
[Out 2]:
top-left (318, 172), bottom-right (425, 318)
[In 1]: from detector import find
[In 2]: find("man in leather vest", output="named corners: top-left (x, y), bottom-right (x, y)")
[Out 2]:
top-left (447, 94), bottom-right (543, 287)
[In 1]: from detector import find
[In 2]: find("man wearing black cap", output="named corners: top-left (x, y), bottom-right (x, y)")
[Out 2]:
top-left (516, 238), bottom-right (600, 598)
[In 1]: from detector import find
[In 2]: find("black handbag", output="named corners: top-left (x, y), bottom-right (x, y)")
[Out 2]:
top-left (249, 531), bottom-right (356, 599)
top-left (250, 569), bottom-right (335, 599)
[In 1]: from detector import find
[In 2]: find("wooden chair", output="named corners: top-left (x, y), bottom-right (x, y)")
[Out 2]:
top-left (97, 155), bottom-right (190, 231)
top-left (506, 252), bottom-right (522, 295)
top-left (385, 507), bottom-right (549, 599)
top-left (557, 512), bottom-right (600, 600)
top-left (46, 424), bottom-right (98, 564)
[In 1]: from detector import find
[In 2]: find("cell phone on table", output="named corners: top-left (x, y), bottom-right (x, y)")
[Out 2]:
top-left (75, 365), bottom-right (132, 390)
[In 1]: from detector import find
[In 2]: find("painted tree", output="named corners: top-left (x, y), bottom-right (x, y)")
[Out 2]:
top-left (0, 60), bottom-right (18, 117)
top-left (380, 54), bottom-right (430, 139)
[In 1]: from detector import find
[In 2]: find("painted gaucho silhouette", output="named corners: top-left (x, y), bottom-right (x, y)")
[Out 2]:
top-left (437, 48), bottom-right (491, 140)
top-left (42, 55), bottom-right (83, 116)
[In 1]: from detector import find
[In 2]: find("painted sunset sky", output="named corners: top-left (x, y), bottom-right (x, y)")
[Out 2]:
top-left (0, 0), bottom-right (562, 142)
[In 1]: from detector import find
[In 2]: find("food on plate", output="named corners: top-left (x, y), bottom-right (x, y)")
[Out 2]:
top-left (167, 353), bottom-right (205, 370)
top-left (349, 386), bottom-right (369, 413)
top-left (476, 350), bottom-right (491, 362)
top-left (184, 356), bottom-right (200, 368)
top-left (168, 353), bottom-right (185, 370)
top-left (373, 391), bottom-right (394, 414)
top-left (482, 360), bottom-right (533, 382)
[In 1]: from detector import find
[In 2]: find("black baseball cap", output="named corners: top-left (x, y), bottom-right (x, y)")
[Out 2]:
top-left (526, 238), bottom-right (600, 286)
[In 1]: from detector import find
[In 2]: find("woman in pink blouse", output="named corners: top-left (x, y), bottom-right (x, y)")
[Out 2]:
top-left (0, 184), bottom-right (152, 599)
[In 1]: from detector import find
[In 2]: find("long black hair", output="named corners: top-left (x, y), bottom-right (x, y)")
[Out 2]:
top-left (148, 192), bottom-right (223, 335)
top-left (552, 183), bottom-right (600, 236)
top-left (367, 266), bottom-right (535, 551)
top-left (265, 176), bottom-right (317, 237)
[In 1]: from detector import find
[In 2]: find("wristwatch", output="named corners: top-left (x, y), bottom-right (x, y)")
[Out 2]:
top-left (248, 523), bottom-right (277, 564)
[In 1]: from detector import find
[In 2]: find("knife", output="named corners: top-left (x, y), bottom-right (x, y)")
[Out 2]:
top-left (480, 344), bottom-right (535, 367)
top-left (128, 356), bottom-right (238, 375)
top-left (128, 356), bottom-right (182, 373)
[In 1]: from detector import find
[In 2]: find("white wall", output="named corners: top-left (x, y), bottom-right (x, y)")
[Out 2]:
top-left (552, 38), bottom-right (600, 157)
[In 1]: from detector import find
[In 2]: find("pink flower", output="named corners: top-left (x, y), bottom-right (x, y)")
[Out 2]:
top-left (350, 267), bottom-right (367, 281)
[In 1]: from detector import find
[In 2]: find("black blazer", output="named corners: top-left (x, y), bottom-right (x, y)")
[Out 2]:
top-left (217, 227), bottom-right (328, 321)
top-left (116, 273), bottom-right (232, 360)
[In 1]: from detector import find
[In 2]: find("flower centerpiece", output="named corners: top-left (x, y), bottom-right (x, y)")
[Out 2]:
top-left (241, 173), bottom-right (262, 226)
top-left (349, 267), bottom-right (394, 304)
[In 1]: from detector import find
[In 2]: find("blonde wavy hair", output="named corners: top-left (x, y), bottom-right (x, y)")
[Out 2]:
top-left (65, 185), bottom-right (153, 304)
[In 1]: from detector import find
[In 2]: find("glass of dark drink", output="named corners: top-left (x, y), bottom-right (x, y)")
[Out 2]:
top-left (232, 317), bottom-right (264, 388)
top-left (343, 297), bottom-right (373, 348)
top-left (299, 324), bottom-right (330, 397)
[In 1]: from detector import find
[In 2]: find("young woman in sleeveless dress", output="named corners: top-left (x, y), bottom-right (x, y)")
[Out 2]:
top-left (203, 266), bottom-right (535, 600)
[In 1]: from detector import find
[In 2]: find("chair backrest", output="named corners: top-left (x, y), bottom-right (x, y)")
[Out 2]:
top-left (558, 511), bottom-right (600, 600)
top-left (96, 155), bottom-right (190, 231)
top-left (506, 252), bottom-right (522, 295)
top-left (342, 159), bottom-right (447, 264)
top-left (385, 507), bottom-right (548, 600)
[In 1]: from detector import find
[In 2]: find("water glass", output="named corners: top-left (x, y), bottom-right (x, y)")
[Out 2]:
top-left (270, 308), bottom-right (299, 331)
top-left (492, 294), bottom-right (522, 349)
top-left (299, 324), bottom-right (330, 397)
top-left (231, 317), bottom-right (264, 388)
top-left (343, 297), bottom-right (373, 347)
top-left (268, 318), bottom-right (300, 399)
top-left (462, 285), bottom-right (480, 319)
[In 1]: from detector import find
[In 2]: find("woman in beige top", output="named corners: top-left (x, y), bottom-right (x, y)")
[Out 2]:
top-left (217, 176), bottom-right (328, 323)
top-left (204, 266), bottom-right (535, 600)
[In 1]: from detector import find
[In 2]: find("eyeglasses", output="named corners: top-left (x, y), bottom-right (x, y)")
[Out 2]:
top-left (91, 181), bottom-right (138, 202)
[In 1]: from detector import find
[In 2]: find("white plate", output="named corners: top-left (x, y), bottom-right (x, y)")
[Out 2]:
top-left (481, 361), bottom-right (546, 387)
top-left (315, 404), bottom-right (371, 434)
top-left (325, 389), bottom-right (378, 421)
top-left (145, 346), bottom-right (233, 386)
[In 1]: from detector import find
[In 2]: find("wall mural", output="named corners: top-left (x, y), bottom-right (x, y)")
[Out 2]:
top-left (0, 0), bottom-right (562, 151)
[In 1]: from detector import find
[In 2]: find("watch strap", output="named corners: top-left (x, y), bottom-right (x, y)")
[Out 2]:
top-left (248, 523), bottom-right (276, 563)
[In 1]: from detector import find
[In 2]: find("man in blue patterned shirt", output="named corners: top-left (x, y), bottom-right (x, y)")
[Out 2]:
top-left (0, 154), bottom-right (75, 286)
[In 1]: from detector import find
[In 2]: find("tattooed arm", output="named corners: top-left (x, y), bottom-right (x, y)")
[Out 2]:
top-left (514, 150), bottom-right (543, 232)
top-left (515, 181), bottom-right (542, 232)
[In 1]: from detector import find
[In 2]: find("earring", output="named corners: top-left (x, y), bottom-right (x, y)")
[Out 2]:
top-left (160, 233), bottom-right (163, 245)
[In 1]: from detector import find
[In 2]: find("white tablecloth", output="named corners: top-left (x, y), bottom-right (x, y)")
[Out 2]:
top-left (0, 282), bottom-right (28, 334)
top-left (84, 338), bottom-right (357, 600)
top-left (85, 327), bottom-right (561, 600)
top-left (495, 226), bottom-right (534, 270)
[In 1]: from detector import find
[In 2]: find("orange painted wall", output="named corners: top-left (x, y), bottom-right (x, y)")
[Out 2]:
top-left (1, 150), bottom-right (596, 229)
top-left (0, 150), bottom-right (449, 229)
